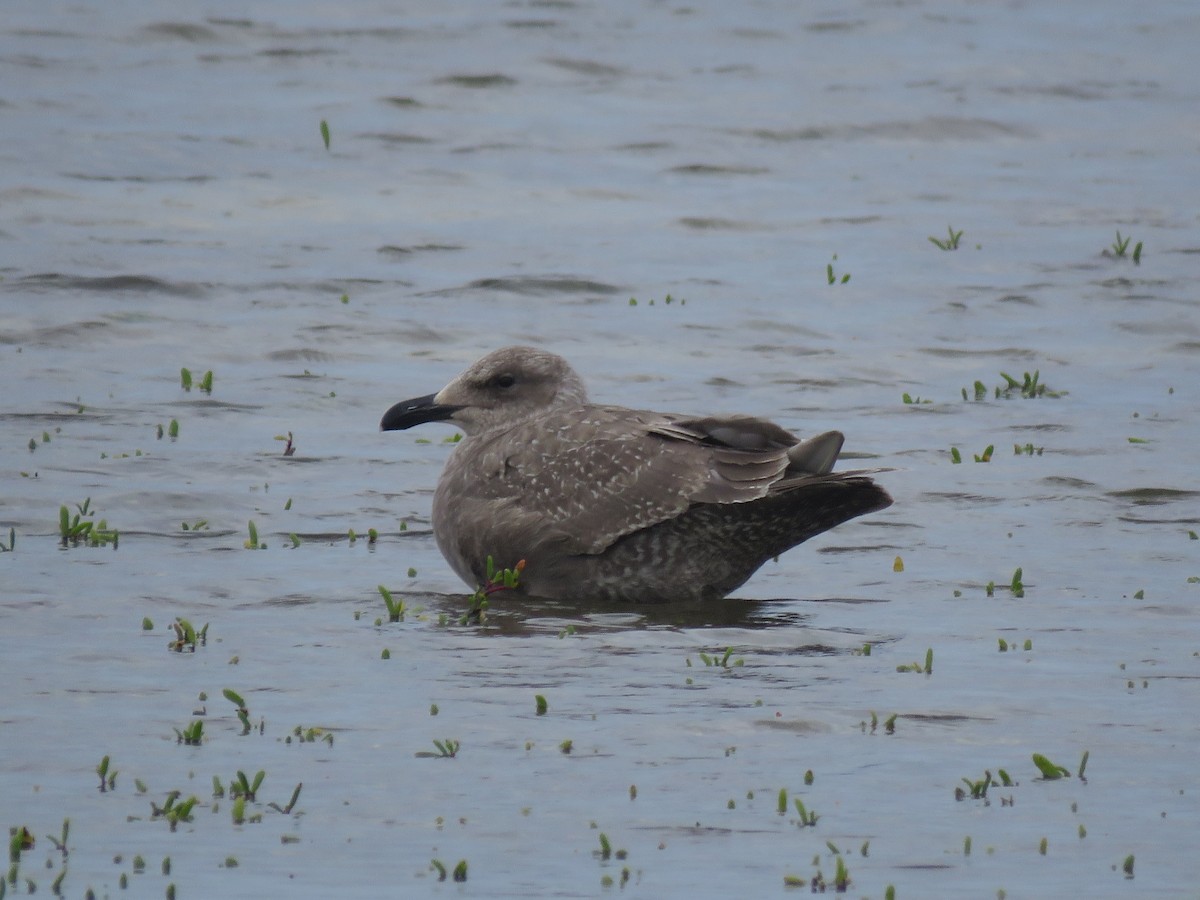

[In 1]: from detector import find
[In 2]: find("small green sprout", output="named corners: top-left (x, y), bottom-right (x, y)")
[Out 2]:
top-left (535, 695), bottom-right (548, 716)
top-left (929, 226), bottom-right (963, 250)
top-left (96, 755), bottom-right (117, 792)
top-left (794, 797), bottom-right (818, 827)
top-left (320, 120), bottom-right (331, 149)
top-left (777, 788), bottom-right (788, 815)
top-left (1032, 753), bottom-right (1070, 780)
top-left (559, 739), bottom-right (573, 754)
top-left (1011, 567), bottom-right (1025, 598)
top-left (180, 368), bottom-right (193, 391)
top-left (267, 782), bottom-right (303, 815)
top-left (1107, 231), bottom-right (1143, 263)
top-left (430, 859), bottom-right (447, 881)
top-left (452, 860), bottom-right (468, 883)
top-left (1123, 854), bottom-right (1134, 878)
top-left (896, 648), bottom-right (933, 674)
top-left (378, 584), bottom-right (406, 622)
top-left (973, 444), bottom-right (994, 463)
top-left (431, 739), bottom-right (459, 759)
top-left (199, 370), bottom-right (213, 394)
top-left (174, 720), bottom-right (204, 746)
top-left (244, 520), bottom-right (264, 550)
top-left (950, 447), bottom-right (962, 464)
top-left (597, 833), bottom-right (612, 860)
top-left (223, 688), bottom-right (251, 735)
top-left (461, 556), bottom-right (525, 625)
top-left (230, 770), bottom-right (265, 801)
top-left (825, 255), bottom-right (850, 284)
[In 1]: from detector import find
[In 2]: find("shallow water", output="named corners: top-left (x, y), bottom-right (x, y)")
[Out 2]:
top-left (3, 1), bottom-right (1199, 897)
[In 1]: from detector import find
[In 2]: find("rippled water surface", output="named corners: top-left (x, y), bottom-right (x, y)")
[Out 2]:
top-left (3, 1), bottom-right (1199, 897)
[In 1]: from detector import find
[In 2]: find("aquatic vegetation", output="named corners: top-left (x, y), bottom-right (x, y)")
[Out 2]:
top-left (535, 694), bottom-right (548, 715)
top-left (45, 819), bottom-right (69, 858)
top-left (243, 520), bottom-right (265, 550)
top-left (1031, 752), bottom-right (1070, 780)
top-left (985, 568), bottom-right (1024, 598)
top-left (276, 432), bottom-right (296, 456)
top-left (430, 859), bottom-right (447, 882)
top-left (320, 119), bottom-right (331, 150)
top-left (929, 226), bottom-right (964, 250)
top-left (999, 370), bottom-right (1061, 398)
top-left (950, 447), bottom-right (962, 464)
top-left (96, 755), bottom-right (117, 792)
top-left (559, 739), bottom-right (573, 754)
top-left (427, 739), bottom-right (459, 758)
top-left (826, 255), bottom-right (851, 284)
top-left (956, 770), bottom-right (993, 800)
top-left (461, 556), bottom-right (525, 625)
top-left (961, 370), bottom-right (1063, 400)
top-left (230, 770), bottom-right (265, 802)
top-left (180, 368), bottom-right (214, 393)
top-left (453, 860), bottom-right (468, 882)
top-left (1123, 854), bottom-right (1135, 878)
top-left (893, 555), bottom-right (904, 572)
top-left (378, 584), bottom-right (406, 622)
top-left (696, 647), bottom-right (744, 668)
top-left (150, 792), bottom-right (198, 832)
top-left (896, 648), bottom-right (934, 674)
top-left (1105, 230), bottom-right (1143, 264)
top-left (59, 497), bottom-right (118, 548)
top-left (223, 688), bottom-right (252, 735)
top-left (1013, 443), bottom-right (1043, 456)
top-left (168, 618), bottom-right (207, 652)
top-left (794, 798), bottom-right (818, 827)
top-left (173, 719), bottom-right (204, 746)
top-left (181, 519), bottom-right (208, 531)
top-left (901, 393), bottom-right (932, 404)
top-left (973, 444), bottom-right (994, 462)
top-left (267, 782), bottom-right (304, 815)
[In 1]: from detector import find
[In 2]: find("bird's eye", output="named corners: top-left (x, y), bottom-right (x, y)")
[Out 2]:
top-left (494, 373), bottom-right (516, 389)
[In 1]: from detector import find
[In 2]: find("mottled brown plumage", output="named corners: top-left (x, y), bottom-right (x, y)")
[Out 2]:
top-left (381, 346), bottom-right (891, 603)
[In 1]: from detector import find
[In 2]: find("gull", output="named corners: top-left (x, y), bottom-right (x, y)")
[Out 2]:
top-left (381, 346), bottom-right (891, 603)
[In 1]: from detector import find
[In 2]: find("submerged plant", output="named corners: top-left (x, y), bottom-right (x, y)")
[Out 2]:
top-left (168, 618), bottom-right (208, 653)
top-left (697, 647), bottom-right (744, 668)
top-left (1032, 752), bottom-right (1070, 780)
top-left (223, 688), bottom-right (252, 735)
top-left (929, 226), bottom-right (964, 251)
top-left (230, 770), bottom-right (265, 801)
top-left (1106, 230), bottom-right (1143, 264)
top-left (896, 648), bottom-right (934, 674)
top-left (461, 556), bottom-right (525, 625)
top-left (244, 520), bottom-right (265, 550)
top-left (826, 255), bottom-right (851, 285)
top-left (59, 497), bottom-right (119, 548)
top-left (378, 585), bottom-right (406, 622)
top-left (96, 755), bottom-right (117, 792)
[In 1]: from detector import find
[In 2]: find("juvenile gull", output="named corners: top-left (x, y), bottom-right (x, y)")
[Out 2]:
top-left (381, 346), bottom-right (892, 603)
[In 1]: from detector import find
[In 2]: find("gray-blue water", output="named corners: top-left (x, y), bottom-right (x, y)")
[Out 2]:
top-left (3, 1), bottom-right (1198, 897)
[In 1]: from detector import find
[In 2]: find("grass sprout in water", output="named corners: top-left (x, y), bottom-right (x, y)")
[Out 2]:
top-left (928, 226), bottom-right (964, 250)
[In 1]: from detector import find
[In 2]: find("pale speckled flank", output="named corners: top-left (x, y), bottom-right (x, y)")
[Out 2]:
top-left (381, 346), bottom-right (892, 604)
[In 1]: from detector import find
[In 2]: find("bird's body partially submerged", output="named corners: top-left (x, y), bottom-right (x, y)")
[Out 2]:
top-left (381, 346), bottom-right (892, 603)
